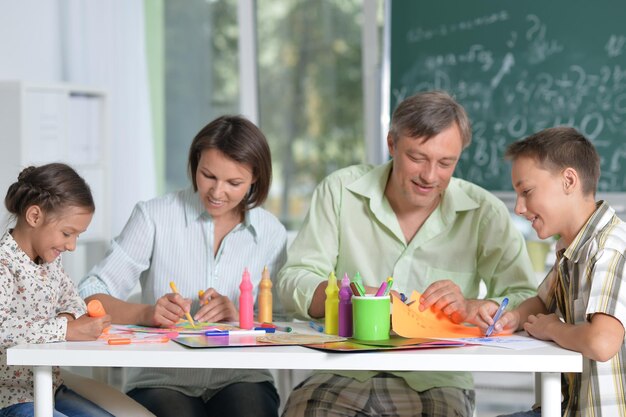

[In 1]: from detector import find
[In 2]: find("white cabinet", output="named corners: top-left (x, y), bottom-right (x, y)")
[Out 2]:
top-left (0, 81), bottom-right (109, 242)
top-left (0, 81), bottom-right (110, 281)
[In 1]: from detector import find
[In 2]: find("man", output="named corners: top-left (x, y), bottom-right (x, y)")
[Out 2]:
top-left (276, 90), bottom-right (537, 417)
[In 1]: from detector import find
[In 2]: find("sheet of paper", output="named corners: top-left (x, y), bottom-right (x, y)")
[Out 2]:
top-left (305, 339), bottom-right (465, 353)
top-left (392, 291), bottom-right (482, 338)
top-left (110, 321), bottom-right (237, 335)
top-left (436, 333), bottom-right (556, 350)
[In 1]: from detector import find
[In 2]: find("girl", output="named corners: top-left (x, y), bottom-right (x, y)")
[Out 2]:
top-left (0, 163), bottom-right (112, 417)
top-left (80, 115), bottom-right (287, 417)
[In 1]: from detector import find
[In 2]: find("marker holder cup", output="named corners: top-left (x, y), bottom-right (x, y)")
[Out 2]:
top-left (352, 295), bottom-right (391, 341)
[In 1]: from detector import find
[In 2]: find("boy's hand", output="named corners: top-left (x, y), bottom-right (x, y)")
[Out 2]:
top-left (473, 300), bottom-right (504, 331)
top-left (65, 314), bottom-right (111, 341)
top-left (195, 288), bottom-right (237, 323)
top-left (486, 310), bottom-right (520, 335)
top-left (523, 313), bottom-right (560, 341)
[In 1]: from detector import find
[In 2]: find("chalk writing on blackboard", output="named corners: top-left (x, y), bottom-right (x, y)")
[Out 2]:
top-left (390, 3), bottom-right (626, 191)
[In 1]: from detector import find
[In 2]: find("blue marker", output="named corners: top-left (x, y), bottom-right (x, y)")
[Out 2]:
top-left (485, 297), bottom-right (509, 337)
top-left (308, 320), bottom-right (325, 333)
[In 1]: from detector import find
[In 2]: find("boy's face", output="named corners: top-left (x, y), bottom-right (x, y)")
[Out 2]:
top-left (511, 156), bottom-right (566, 240)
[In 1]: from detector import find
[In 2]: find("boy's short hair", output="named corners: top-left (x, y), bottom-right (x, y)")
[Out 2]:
top-left (505, 127), bottom-right (600, 196)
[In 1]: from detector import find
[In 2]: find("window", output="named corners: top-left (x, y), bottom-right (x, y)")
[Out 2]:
top-left (164, 0), bottom-right (239, 191)
top-left (161, 0), bottom-right (367, 229)
top-left (257, 0), bottom-right (365, 229)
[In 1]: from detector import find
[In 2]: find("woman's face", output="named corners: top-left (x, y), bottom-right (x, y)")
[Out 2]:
top-left (195, 148), bottom-right (255, 220)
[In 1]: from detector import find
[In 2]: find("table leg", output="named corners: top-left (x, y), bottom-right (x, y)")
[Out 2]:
top-left (541, 372), bottom-right (561, 417)
top-left (33, 366), bottom-right (53, 417)
top-left (534, 372), bottom-right (541, 405)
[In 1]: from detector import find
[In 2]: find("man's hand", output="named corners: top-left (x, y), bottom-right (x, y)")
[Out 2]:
top-left (419, 280), bottom-right (473, 323)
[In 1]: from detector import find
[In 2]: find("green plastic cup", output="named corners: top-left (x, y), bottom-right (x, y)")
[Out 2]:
top-left (352, 295), bottom-right (390, 341)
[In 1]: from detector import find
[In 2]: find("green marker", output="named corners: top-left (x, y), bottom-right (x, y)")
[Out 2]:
top-left (352, 271), bottom-right (366, 296)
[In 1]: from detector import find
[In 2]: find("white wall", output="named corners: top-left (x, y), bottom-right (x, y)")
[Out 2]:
top-left (0, 0), bottom-right (156, 281)
top-left (0, 1), bottom-right (63, 82)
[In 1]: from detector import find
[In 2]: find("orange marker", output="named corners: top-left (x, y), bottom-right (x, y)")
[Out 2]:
top-left (169, 281), bottom-right (196, 328)
top-left (198, 290), bottom-right (208, 305)
top-left (108, 336), bottom-right (169, 345)
top-left (87, 300), bottom-right (106, 317)
top-left (87, 299), bottom-right (109, 334)
top-left (257, 266), bottom-right (272, 324)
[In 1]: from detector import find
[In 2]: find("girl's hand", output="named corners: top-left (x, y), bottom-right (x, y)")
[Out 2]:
top-left (151, 293), bottom-right (192, 327)
top-left (65, 314), bottom-right (111, 341)
top-left (195, 288), bottom-right (238, 323)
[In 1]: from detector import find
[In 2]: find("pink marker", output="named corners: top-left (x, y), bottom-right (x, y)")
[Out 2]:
top-left (375, 281), bottom-right (388, 297)
top-left (239, 268), bottom-right (254, 329)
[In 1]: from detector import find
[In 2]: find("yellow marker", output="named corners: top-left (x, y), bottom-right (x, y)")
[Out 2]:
top-left (324, 271), bottom-right (339, 335)
top-left (169, 281), bottom-right (196, 328)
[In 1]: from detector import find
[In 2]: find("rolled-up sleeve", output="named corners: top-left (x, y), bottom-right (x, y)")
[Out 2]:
top-left (276, 178), bottom-right (339, 319)
top-left (79, 202), bottom-right (155, 300)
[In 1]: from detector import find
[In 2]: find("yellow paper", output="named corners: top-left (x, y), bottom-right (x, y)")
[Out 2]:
top-left (392, 291), bottom-right (482, 338)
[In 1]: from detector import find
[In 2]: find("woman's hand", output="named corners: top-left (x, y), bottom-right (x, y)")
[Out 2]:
top-left (195, 288), bottom-right (238, 322)
top-left (150, 293), bottom-right (192, 327)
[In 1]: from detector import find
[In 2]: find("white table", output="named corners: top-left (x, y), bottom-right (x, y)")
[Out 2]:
top-left (8, 326), bottom-right (581, 417)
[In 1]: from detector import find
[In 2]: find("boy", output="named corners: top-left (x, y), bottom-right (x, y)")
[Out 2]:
top-left (495, 127), bottom-right (626, 416)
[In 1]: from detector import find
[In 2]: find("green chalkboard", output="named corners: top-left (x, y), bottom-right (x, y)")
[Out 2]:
top-left (390, 0), bottom-right (626, 192)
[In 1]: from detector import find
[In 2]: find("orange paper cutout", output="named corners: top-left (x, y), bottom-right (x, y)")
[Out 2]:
top-left (392, 291), bottom-right (482, 338)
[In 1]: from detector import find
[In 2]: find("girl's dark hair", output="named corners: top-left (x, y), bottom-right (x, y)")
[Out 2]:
top-left (5, 163), bottom-right (95, 220)
top-left (188, 115), bottom-right (272, 211)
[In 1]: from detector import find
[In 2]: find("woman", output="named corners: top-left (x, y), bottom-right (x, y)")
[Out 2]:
top-left (79, 115), bottom-right (287, 417)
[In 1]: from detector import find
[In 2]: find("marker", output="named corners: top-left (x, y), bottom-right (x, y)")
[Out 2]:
top-left (352, 272), bottom-right (366, 296)
top-left (485, 297), bottom-right (509, 337)
top-left (169, 281), bottom-right (196, 328)
top-left (87, 300), bottom-right (106, 318)
top-left (400, 293), bottom-right (407, 303)
top-left (238, 268), bottom-right (254, 329)
top-left (87, 299), bottom-right (110, 334)
top-left (375, 281), bottom-right (388, 296)
top-left (108, 336), bottom-right (169, 345)
top-left (205, 329), bottom-right (270, 337)
top-left (259, 322), bottom-right (293, 332)
top-left (309, 321), bottom-right (324, 333)
top-left (383, 277), bottom-right (393, 296)
top-left (198, 290), bottom-right (208, 305)
top-left (254, 327), bottom-right (276, 333)
top-left (349, 282), bottom-right (361, 296)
